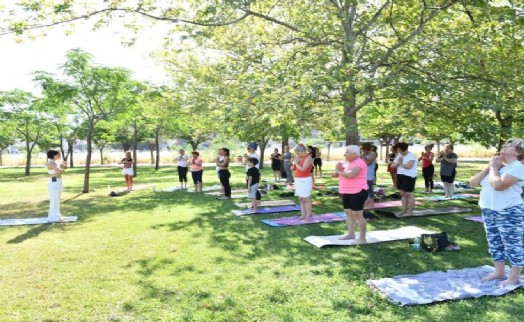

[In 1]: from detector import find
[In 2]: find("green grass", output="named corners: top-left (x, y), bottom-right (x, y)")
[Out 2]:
top-left (1, 162), bottom-right (523, 321)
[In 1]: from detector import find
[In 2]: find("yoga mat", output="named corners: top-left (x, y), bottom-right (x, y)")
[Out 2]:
top-left (418, 194), bottom-right (479, 202)
top-left (373, 200), bottom-right (423, 209)
top-left (376, 206), bottom-right (473, 218)
top-left (234, 199), bottom-right (296, 208)
top-left (205, 189), bottom-right (247, 196)
top-left (261, 212), bottom-right (346, 227)
top-left (304, 226), bottom-right (435, 248)
top-left (367, 265), bottom-right (524, 306)
top-left (116, 184), bottom-right (155, 194)
top-left (159, 186), bottom-right (186, 192)
top-left (0, 216), bottom-right (78, 226)
top-left (232, 205), bottom-right (301, 216)
top-left (465, 216), bottom-right (484, 223)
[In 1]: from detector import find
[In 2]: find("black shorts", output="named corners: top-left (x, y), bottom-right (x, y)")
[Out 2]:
top-left (314, 158), bottom-right (322, 167)
top-left (397, 174), bottom-right (416, 192)
top-left (271, 163), bottom-right (281, 171)
top-left (191, 170), bottom-right (203, 184)
top-left (340, 189), bottom-right (368, 211)
top-left (441, 170), bottom-right (456, 183)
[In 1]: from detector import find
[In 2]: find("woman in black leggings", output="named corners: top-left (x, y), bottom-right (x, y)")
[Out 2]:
top-left (216, 147), bottom-right (231, 199)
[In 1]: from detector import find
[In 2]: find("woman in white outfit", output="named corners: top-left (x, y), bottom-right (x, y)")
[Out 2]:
top-left (47, 149), bottom-right (67, 222)
top-left (120, 151), bottom-right (134, 192)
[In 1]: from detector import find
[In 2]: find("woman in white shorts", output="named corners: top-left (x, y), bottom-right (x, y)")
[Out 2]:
top-left (292, 144), bottom-right (314, 221)
top-left (120, 151), bottom-right (134, 192)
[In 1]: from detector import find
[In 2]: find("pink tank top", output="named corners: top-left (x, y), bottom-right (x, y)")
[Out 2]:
top-left (338, 158), bottom-right (368, 194)
top-left (190, 157), bottom-right (203, 171)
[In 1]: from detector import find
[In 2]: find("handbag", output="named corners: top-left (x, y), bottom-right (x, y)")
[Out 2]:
top-left (420, 232), bottom-right (448, 252)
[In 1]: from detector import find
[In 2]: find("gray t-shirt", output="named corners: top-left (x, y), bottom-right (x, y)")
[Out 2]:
top-left (440, 153), bottom-right (457, 176)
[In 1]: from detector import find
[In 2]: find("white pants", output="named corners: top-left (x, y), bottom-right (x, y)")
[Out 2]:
top-left (48, 178), bottom-right (63, 221)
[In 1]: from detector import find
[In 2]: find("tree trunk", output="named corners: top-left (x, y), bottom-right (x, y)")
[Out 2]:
top-left (0, 149), bottom-right (3, 166)
top-left (326, 142), bottom-right (332, 161)
top-left (155, 126), bottom-right (160, 171)
top-left (82, 123), bottom-right (94, 193)
top-left (24, 140), bottom-right (31, 176)
top-left (281, 136), bottom-right (289, 153)
top-left (259, 138), bottom-right (270, 170)
top-left (100, 148), bottom-right (104, 165)
top-left (495, 110), bottom-right (513, 151)
top-left (59, 134), bottom-right (66, 160)
top-left (343, 102), bottom-right (360, 145)
top-left (149, 144), bottom-right (154, 165)
top-left (67, 140), bottom-right (74, 168)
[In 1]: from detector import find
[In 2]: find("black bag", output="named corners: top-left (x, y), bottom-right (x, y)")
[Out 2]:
top-left (420, 232), bottom-right (448, 252)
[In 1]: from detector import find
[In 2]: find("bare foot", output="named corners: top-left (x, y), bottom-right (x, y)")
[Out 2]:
top-left (339, 234), bottom-right (355, 240)
top-left (354, 238), bottom-right (367, 244)
top-left (394, 211), bottom-right (406, 218)
top-left (481, 273), bottom-right (505, 282)
top-left (402, 212), bottom-right (414, 217)
top-left (500, 278), bottom-right (520, 286)
top-left (301, 216), bottom-right (313, 222)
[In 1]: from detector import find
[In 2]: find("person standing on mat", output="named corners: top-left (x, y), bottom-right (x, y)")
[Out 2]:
top-left (120, 151), bottom-right (134, 192)
top-left (270, 148), bottom-right (282, 182)
top-left (470, 138), bottom-right (524, 286)
top-left (361, 143), bottom-right (377, 209)
top-left (313, 147), bottom-right (323, 178)
top-left (333, 145), bottom-right (369, 243)
top-left (47, 149), bottom-right (67, 223)
top-left (436, 144), bottom-right (458, 198)
top-left (176, 149), bottom-right (189, 190)
top-left (419, 144), bottom-right (435, 193)
top-left (391, 142), bottom-right (418, 217)
top-left (244, 143), bottom-right (261, 205)
top-left (292, 144), bottom-right (313, 221)
top-left (190, 151), bottom-right (203, 192)
top-left (217, 148), bottom-right (232, 200)
top-left (283, 145), bottom-right (294, 186)
top-left (386, 145), bottom-right (398, 188)
top-left (246, 157), bottom-right (261, 213)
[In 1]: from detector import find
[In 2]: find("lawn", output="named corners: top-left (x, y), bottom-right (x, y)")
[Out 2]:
top-left (1, 162), bottom-right (523, 321)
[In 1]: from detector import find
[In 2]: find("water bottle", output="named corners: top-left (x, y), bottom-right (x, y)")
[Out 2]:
top-left (412, 237), bottom-right (421, 251)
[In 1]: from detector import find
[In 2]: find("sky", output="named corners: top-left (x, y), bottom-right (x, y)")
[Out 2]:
top-left (0, 20), bottom-right (171, 94)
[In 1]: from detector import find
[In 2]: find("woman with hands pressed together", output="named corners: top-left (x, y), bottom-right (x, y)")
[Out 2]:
top-left (332, 145), bottom-right (369, 243)
top-left (470, 138), bottom-right (524, 286)
top-left (391, 142), bottom-right (418, 217)
top-left (292, 144), bottom-right (314, 221)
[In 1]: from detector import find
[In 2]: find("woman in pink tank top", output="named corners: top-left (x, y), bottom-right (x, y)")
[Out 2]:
top-left (332, 145), bottom-right (369, 244)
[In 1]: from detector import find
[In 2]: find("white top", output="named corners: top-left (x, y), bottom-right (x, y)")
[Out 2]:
top-left (479, 160), bottom-right (524, 211)
top-left (396, 152), bottom-right (418, 178)
top-left (246, 152), bottom-right (260, 170)
top-left (216, 156), bottom-right (224, 172)
top-left (176, 154), bottom-right (189, 167)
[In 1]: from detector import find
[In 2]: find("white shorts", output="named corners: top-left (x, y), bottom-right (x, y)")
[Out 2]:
top-left (294, 177), bottom-right (313, 198)
top-left (123, 168), bottom-right (134, 176)
top-left (247, 183), bottom-right (259, 199)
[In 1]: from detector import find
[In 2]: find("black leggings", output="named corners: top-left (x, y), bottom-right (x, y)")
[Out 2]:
top-left (177, 166), bottom-right (188, 182)
top-left (422, 165), bottom-right (434, 189)
top-left (218, 169), bottom-right (231, 197)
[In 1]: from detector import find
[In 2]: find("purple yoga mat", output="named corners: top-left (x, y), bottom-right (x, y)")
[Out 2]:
top-left (232, 205), bottom-right (300, 216)
top-left (373, 200), bottom-right (422, 209)
top-left (465, 216), bottom-right (483, 223)
top-left (261, 212), bottom-right (346, 227)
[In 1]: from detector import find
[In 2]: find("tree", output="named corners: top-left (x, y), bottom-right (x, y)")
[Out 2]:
top-left (0, 90), bottom-right (49, 175)
top-left (35, 49), bottom-right (138, 192)
top-left (1, 0), bottom-right (479, 145)
top-left (0, 111), bottom-right (16, 166)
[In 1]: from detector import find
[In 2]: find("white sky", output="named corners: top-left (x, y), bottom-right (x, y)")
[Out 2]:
top-left (0, 20), bottom-right (171, 94)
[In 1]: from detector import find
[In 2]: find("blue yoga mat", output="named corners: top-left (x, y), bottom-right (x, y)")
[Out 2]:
top-left (232, 205), bottom-right (301, 216)
top-left (368, 265), bottom-right (524, 306)
top-left (0, 216), bottom-right (78, 226)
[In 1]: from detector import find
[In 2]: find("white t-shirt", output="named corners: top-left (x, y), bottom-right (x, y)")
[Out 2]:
top-left (396, 151), bottom-right (418, 178)
top-left (246, 152), bottom-right (260, 170)
top-left (216, 156), bottom-right (224, 172)
top-left (479, 160), bottom-right (524, 211)
top-left (176, 154), bottom-right (189, 167)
